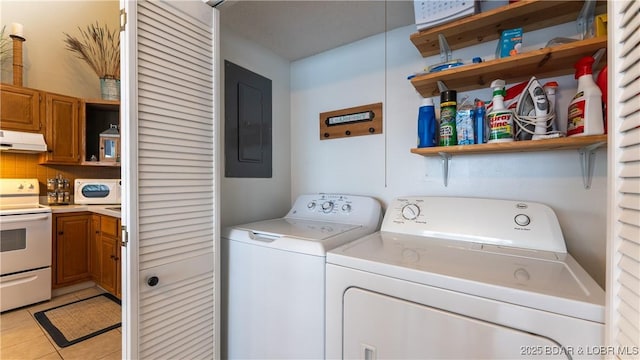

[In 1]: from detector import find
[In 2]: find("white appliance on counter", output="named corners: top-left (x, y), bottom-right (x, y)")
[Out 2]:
top-left (74, 178), bottom-right (121, 205)
top-left (326, 196), bottom-right (605, 359)
top-left (0, 179), bottom-right (52, 312)
top-left (222, 193), bottom-right (382, 360)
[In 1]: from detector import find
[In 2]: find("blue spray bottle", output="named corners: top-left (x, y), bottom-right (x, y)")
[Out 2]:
top-left (418, 98), bottom-right (437, 147)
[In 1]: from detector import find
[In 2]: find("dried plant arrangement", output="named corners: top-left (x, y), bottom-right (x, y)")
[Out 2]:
top-left (63, 22), bottom-right (120, 80)
top-left (0, 26), bottom-right (10, 60)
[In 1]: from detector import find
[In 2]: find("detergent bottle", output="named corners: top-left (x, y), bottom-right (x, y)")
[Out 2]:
top-left (567, 56), bottom-right (604, 137)
top-left (487, 79), bottom-right (515, 143)
top-left (417, 97), bottom-right (437, 147)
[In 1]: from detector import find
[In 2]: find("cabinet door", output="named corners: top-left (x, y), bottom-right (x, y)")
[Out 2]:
top-left (116, 218), bottom-right (122, 298)
top-left (41, 92), bottom-right (80, 164)
top-left (0, 84), bottom-right (42, 132)
top-left (99, 234), bottom-right (119, 295)
top-left (89, 214), bottom-right (101, 280)
top-left (54, 214), bottom-right (91, 287)
top-left (99, 215), bottom-right (120, 296)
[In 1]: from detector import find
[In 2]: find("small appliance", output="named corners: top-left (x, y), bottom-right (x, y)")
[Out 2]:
top-left (0, 129), bottom-right (47, 153)
top-left (74, 179), bottom-right (121, 205)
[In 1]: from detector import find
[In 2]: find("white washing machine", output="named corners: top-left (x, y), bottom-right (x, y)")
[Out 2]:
top-left (326, 196), bottom-right (605, 360)
top-left (222, 193), bottom-right (382, 360)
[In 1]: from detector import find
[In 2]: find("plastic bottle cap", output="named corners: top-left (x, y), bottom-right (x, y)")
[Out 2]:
top-left (421, 98), bottom-right (434, 106)
top-left (440, 90), bottom-right (457, 104)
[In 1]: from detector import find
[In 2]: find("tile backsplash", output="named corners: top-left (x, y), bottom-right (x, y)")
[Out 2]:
top-left (1, 153), bottom-right (120, 195)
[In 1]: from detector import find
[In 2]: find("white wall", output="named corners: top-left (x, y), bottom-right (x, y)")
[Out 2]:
top-left (1, 1), bottom-right (119, 98)
top-left (291, 23), bottom-right (607, 287)
top-left (220, 26), bottom-right (292, 228)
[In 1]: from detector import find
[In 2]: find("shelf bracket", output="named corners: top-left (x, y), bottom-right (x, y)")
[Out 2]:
top-left (578, 141), bottom-right (605, 189)
top-left (438, 152), bottom-right (452, 187)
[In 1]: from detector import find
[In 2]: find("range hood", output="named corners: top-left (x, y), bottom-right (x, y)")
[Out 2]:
top-left (0, 129), bottom-right (48, 153)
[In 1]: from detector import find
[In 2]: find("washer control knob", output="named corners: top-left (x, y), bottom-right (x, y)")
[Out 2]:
top-left (342, 204), bottom-right (352, 213)
top-left (18, 184), bottom-right (24, 190)
top-left (401, 204), bottom-right (420, 220)
top-left (514, 214), bottom-right (531, 226)
top-left (28, 184), bottom-right (35, 190)
top-left (321, 201), bottom-right (334, 213)
top-left (514, 268), bottom-right (530, 282)
top-left (307, 201), bottom-right (316, 210)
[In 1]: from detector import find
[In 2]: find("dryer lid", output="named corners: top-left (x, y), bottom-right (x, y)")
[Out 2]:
top-left (224, 218), bottom-right (364, 256)
top-left (328, 231), bottom-right (605, 323)
top-left (233, 218), bottom-right (360, 240)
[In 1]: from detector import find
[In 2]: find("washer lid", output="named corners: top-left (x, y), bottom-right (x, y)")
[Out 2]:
top-left (224, 218), bottom-right (363, 256)
top-left (327, 231), bottom-right (605, 323)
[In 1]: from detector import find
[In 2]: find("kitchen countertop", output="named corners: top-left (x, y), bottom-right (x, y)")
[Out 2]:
top-left (47, 204), bottom-right (121, 218)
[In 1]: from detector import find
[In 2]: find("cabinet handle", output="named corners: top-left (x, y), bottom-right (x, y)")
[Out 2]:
top-left (58, 231), bottom-right (63, 235)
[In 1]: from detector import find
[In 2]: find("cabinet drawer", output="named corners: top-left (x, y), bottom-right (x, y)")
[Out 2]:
top-left (100, 216), bottom-right (119, 237)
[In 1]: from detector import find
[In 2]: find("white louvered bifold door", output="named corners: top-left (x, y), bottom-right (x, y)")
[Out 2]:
top-left (607, 1), bottom-right (640, 359)
top-left (121, 0), bottom-right (219, 359)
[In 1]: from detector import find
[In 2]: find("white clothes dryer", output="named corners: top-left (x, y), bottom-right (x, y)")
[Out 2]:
top-left (326, 196), bottom-right (605, 360)
top-left (222, 193), bottom-right (382, 360)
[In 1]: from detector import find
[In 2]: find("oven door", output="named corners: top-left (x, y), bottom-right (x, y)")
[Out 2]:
top-left (0, 212), bottom-right (52, 275)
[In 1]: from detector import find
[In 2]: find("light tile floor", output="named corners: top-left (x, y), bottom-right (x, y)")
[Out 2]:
top-left (0, 287), bottom-right (121, 360)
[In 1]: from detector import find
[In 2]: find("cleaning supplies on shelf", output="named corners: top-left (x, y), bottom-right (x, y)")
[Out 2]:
top-left (513, 76), bottom-right (559, 140)
top-left (567, 56), bottom-right (604, 137)
top-left (456, 96), bottom-right (475, 145)
top-left (487, 79), bottom-right (515, 143)
top-left (474, 99), bottom-right (486, 144)
top-left (439, 90), bottom-right (457, 146)
top-left (596, 65), bottom-right (607, 133)
top-left (417, 98), bottom-right (437, 148)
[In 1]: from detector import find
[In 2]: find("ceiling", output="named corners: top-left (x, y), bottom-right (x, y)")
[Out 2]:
top-left (217, 0), bottom-right (416, 61)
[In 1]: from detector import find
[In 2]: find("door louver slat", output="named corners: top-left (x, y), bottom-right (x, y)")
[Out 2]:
top-left (609, 1), bottom-right (640, 357)
top-left (135, 0), bottom-right (216, 358)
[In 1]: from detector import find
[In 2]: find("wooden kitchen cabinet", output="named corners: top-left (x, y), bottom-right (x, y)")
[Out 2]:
top-left (0, 84), bottom-right (42, 133)
top-left (40, 92), bottom-right (81, 164)
top-left (92, 214), bottom-right (121, 298)
top-left (90, 214), bottom-right (101, 280)
top-left (53, 213), bottom-right (92, 288)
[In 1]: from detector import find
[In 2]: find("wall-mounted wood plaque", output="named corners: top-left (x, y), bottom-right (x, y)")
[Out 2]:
top-left (319, 102), bottom-right (383, 140)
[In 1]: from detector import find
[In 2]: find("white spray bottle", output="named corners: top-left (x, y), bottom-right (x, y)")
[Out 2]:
top-left (487, 79), bottom-right (515, 143)
top-left (567, 56), bottom-right (604, 137)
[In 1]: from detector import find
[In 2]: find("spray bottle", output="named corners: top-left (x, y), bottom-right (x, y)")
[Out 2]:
top-left (567, 56), bottom-right (604, 137)
top-left (487, 79), bottom-right (515, 143)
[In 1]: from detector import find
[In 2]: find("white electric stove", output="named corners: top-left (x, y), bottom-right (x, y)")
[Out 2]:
top-left (326, 196), bottom-right (605, 359)
top-left (0, 179), bottom-right (52, 312)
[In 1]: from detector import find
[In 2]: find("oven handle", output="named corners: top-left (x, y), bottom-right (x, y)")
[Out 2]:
top-left (0, 274), bottom-right (38, 288)
top-left (0, 214), bottom-right (51, 223)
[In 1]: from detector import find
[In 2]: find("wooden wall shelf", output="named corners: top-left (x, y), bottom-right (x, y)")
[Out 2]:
top-left (410, 36), bottom-right (607, 97)
top-left (410, 135), bottom-right (607, 156)
top-left (412, 135), bottom-right (607, 189)
top-left (409, 0), bottom-right (607, 58)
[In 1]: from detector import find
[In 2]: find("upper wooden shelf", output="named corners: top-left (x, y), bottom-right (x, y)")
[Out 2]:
top-left (410, 36), bottom-right (607, 97)
top-left (409, 0), bottom-right (607, 58)
top-left (410, 135), bottom-right (607, 156)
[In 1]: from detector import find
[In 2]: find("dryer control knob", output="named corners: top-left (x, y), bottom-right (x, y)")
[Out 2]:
top-left (401, 204), bottom-right (420, 220)
top-left (514, 214), bottom-right (531, 226)
top-left (321, 201), bottom-right (334, 213)
top-left (307, 201), bottom-right (316, 210)
top-left (342, 204), bottom-right (351, 213)
top-left (514, 268), bottom-right (530, 282)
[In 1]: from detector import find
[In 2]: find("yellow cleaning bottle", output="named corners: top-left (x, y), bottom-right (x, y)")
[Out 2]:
top-left (487, 79), bottom-right (515, 143)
